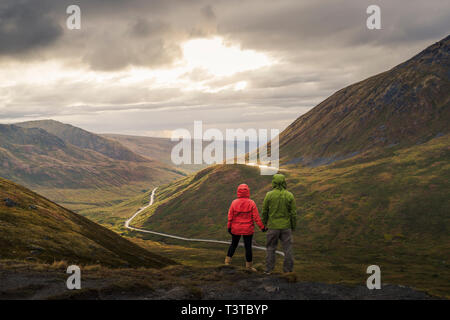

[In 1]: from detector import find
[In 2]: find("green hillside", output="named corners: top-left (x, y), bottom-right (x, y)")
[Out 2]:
top-left (131, 134), bottom-right (450, 297)
top-left (134, 134), bottom-right (449, 245)
top-left (0, 177), bottom-right (174, 268)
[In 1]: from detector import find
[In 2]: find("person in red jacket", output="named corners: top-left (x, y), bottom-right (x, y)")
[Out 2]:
top-left (225, 184), bottom-right (267, 271)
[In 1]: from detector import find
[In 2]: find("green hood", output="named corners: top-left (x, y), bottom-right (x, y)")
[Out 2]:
top-left (272, 174), bottom-right (287, 190)
top-left (263, 173), bottom-right (297, 230)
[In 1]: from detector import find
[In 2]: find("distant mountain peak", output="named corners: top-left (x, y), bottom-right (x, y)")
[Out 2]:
top-left (16, 119), bottom-right (147, 162)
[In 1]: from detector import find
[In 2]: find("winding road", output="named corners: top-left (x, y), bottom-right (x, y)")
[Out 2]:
top-left (125, 187), bottom-right (285, 256)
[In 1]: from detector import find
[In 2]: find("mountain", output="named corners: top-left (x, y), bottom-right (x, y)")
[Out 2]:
top-left (279, 35), bottom-right (450, 166)
top-left (0, 176), bottom-right (174, 268)
top-left (128, 36), bottom-right (450, 297)
top-left (0, 121), bottom-right (184, 222)
top-left (104, 134), bottom-right (257, 174)
top-left (103, 133), bottom-right (213, 173)
top-left (102, 134), bottom-right (175, 162)
top-left (17, 120), bottom-right (146, 162)
top-left (0, 122), bottom-right (181, 189)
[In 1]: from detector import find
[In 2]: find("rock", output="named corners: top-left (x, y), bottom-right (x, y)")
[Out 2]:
top-left (217, 265), bottom-right (236, 274)
top-left (263, 285), bottom-right (279, 293)
top-left (25, 257), bottom-right (38, 262)
top-left (28, 245), bottom-right (45, 252)
top-left (161, 286), bottom-right (190, 299)
top-left (4, 198), bottom-right (18, 207)
top-left (29, 205), bottom-right (37, 210)
top-left (252, 263), bottom-right (264, 272)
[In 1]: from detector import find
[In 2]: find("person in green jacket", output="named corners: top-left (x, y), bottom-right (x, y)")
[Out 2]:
top-left (262, 174), bottom-right (297, 273)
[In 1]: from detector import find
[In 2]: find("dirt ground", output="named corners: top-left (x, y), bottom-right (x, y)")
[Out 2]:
top-left (0, 261), bottom-right (438, 300)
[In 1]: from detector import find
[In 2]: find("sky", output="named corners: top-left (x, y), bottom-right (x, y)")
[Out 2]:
top-left (0, 0), bottom-right (449, 137)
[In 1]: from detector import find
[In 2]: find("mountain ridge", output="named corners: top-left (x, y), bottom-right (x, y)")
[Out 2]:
top-left (0, 121), bottom-right (182, 189)
top-left (17, 119), bottom-right (147, 162)
top-left (279, 35), bottom-right (450, 165)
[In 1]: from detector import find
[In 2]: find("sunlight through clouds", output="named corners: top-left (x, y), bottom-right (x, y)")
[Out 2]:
top-left (182, 37), bottom-right (274, 77)
top-left (114, 37), bottom-right (272, 92)
top-left (234, 81), bottom-right (247, 91)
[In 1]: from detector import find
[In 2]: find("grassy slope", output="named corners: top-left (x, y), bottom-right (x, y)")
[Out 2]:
top-left (78, 184), bottom-right (155, 230)
top-left (129, 135), bottom-right (450, 297)
top-left (132, 164), bottom-right (273, 238)
top-left (0, 177), bottom-right (174, 268)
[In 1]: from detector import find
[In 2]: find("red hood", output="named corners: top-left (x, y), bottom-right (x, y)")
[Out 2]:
top-left (237, 184), bottom-right (250, 198)
top-left (228, 183), bottom-right (265, 235)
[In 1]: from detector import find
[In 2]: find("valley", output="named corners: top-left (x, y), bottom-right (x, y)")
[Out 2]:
top-left (0, 35), bottom-right (449, 300)
top-left (123, 36), bottom-right (450, 298)
top-left (127, 134), bottom-right (450, 298)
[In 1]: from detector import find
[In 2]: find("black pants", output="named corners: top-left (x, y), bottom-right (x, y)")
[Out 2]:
top-left (227, 234), bottom-right (253, 262)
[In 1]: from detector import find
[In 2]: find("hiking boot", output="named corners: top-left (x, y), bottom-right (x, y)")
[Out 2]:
top-left (246, 261), bottom-right (257, 271)
top-left (225, 256), bottom-right (232, 265)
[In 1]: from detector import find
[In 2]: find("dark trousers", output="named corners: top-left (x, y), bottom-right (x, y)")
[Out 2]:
top-left (227, 234), bottom-right (253, 262)
top-left (266, 229), bottom-right (294, 273)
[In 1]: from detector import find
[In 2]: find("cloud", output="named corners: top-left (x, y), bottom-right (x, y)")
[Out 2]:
top-left (1, 0), bottom-right (448, 70)
top-left (0, 0), bottom-right (449, 135)
top-left (0, 0), bottom-right (63, 56)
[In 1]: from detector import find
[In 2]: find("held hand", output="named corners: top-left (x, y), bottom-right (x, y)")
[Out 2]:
top-left (262, 227), bottom-right (268, 232)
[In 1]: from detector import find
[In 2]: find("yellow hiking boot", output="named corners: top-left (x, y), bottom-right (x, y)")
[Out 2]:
top-left (246, 261), bottom-right (257, 272)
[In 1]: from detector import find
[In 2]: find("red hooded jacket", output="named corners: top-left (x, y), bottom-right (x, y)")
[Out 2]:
top-left (227, 184), bottom-right (265, 235)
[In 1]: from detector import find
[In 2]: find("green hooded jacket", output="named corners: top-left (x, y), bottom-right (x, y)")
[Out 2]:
top-left (262, 174), bottom-right (297, 230)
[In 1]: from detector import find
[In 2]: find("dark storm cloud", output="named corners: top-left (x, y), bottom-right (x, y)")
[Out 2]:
top-left (128, 18), bottom-right (170, 38)
top-left (0, 0), bottom-right (63, 55)
top-left (0, 0), bottom-right (206, 69)
top-left (1, 0), bottom-right (449, 70)
top-left (201, 5), bottom-right (216, 20)
top-left (215, 0), bottom-right (450, 54)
